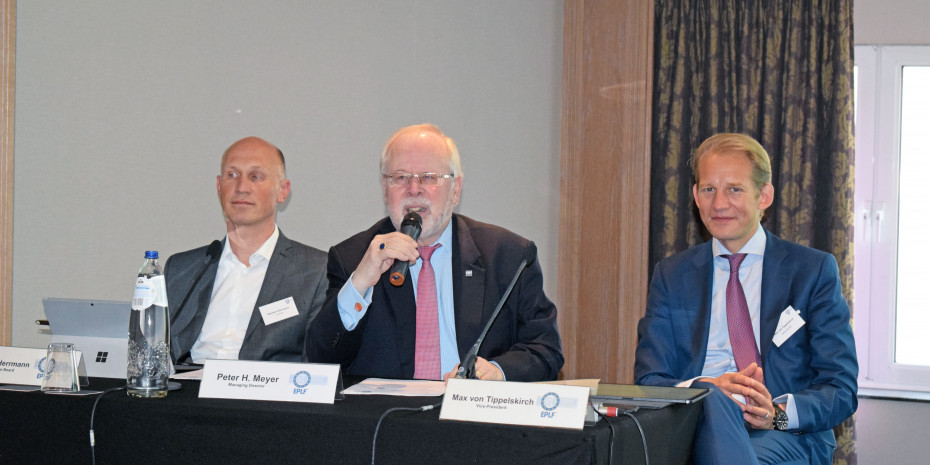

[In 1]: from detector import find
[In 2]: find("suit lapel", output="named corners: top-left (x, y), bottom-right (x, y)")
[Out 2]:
top-left (451, 216), bottom-right (485, 358)
top-left (381, 262), bottom-right (417, 376)
top-left (685, 244), bottom-right (714, 377)
top-left (243, 233), bottom-right (291, 343)
top-left (759, 230), bottom-right (789, 362)
top-left (172, 242), bottom-right (222, 361)
top-left (365, 219), bottom-right (418, 377)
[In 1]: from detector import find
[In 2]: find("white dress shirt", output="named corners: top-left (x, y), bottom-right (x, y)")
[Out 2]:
top-left (190, 226), bottom-right (279, 363)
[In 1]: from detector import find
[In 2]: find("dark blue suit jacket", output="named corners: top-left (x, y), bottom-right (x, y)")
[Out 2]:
top-left (634, 230), bottom-right (857, 440)
top-left (165, 231), bottom-right (328, 363)
top-left (306, 214), bottom-right (563, 382)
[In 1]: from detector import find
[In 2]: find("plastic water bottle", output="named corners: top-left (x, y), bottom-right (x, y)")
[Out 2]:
top-left (127, 250), bottom-right (170, 398)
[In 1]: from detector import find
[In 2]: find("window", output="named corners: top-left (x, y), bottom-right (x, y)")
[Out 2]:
top-left (855, 45), bottom-right (930, 397)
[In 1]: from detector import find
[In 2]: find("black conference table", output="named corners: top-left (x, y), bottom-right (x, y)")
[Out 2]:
top-left (0, 377), bottom-right (701, 465)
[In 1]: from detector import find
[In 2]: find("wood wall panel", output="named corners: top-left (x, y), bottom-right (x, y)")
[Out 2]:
top-left (0, 0), bottom-right (14, 346)
top-left (559, 0), bottom-right (653, 383)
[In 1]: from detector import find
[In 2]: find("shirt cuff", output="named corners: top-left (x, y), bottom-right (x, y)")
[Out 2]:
top-left (489, 360), bottom-right (506, 381)
top-left (773, 393), bottom-right (798, 430)
top-left (336, 272), bottom-right (373, 331)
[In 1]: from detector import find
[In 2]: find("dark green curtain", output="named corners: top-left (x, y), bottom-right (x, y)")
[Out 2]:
top-left (649, 1), bottom-right (856, 464)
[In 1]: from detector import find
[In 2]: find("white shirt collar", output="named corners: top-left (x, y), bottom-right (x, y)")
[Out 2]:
top-left (221, 225), bottom-right (280, 267)
top-left (712, 224), bottom-right (766, 257)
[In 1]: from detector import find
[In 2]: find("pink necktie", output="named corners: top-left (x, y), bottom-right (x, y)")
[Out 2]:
top-left (414, 244), bottom-right (441, 380)
top-left (726, 254), bottom-right (762, 373)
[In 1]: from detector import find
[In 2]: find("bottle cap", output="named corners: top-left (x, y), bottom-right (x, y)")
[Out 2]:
top-left (144, 251), bottom-right (158, 259)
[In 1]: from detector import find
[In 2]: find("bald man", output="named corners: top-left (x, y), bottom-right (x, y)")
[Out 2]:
top-left (165, 137), bottom-right (327, 364)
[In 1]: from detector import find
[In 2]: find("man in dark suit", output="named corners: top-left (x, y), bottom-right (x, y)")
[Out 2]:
top-left (634, 133), bottom-right (857, 465)
top-left (306, 124), bottom-right (562, 382)
top-left (166, 137), bottom-right (327, 364)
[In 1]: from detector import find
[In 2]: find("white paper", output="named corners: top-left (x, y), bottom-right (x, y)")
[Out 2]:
top-left (343, 378), bottom-right (446, 397)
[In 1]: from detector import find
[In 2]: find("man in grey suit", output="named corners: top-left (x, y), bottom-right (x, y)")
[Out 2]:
top-left (165, 137), bottom-right (327, 364)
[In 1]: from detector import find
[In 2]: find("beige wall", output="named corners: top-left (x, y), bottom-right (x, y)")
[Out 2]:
top-left (12, 1), bottom-right (562, 349)
top-left (855, 0), bottom-right (930, 44)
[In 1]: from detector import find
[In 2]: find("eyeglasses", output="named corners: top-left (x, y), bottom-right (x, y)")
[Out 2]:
top-left (382, 171), bottom-right (455, 187)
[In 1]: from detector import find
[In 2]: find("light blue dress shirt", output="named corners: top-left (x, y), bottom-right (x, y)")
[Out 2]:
top-left (689, 224), bottom-right (799, 429)
top-left (336, 222), bottom-right (461, 377)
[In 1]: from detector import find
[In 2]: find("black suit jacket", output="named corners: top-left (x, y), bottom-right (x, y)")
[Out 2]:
top-left (306, 214), bottom-right (563, 381)
top-left (165, 231), bottom-right (328, 363)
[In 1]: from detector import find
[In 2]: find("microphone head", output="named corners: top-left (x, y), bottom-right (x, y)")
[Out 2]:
top-left (400, 211), bottom-right (422, 241)
top-left (206, 240), bottom-right (223, 260)
top-left (401, 211), bottom-right (422, 228)
top-left (523, 243), bottom-right (538, 265)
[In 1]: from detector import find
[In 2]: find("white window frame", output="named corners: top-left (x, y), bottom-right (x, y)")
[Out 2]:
top-left (855, 45), bottom-right (930, 398)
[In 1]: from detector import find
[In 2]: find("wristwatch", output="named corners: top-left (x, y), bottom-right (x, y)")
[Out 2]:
top-left (771, 403), bottom-right (788, 431)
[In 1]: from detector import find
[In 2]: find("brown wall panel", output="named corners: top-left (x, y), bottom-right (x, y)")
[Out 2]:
top-left (559, 0), bottom-right (652, 383)
top-left (0, 0), bottom-right (15, 346)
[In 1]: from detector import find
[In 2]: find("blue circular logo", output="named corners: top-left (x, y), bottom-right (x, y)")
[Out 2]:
top-left (36, 357), bottom-right (48, 374)
top-left (541, 392), bottom-right (560, 411)
top-left (292, 371), bottom-right (312, 388)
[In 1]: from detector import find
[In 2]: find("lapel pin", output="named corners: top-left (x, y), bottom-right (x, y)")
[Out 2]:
top-left (465, 270), bottom-right (473, 277)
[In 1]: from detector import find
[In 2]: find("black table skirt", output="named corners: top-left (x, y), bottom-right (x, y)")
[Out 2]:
top-left (0, 377), bottom-right (700, 465)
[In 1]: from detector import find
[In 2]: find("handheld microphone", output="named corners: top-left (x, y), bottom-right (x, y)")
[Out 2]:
top-left (388, 212), bottom-right (422, 287)
top-left (455, 243), bottom-right (538, 379)
top-left (169, 240), bottom-right (222, 329)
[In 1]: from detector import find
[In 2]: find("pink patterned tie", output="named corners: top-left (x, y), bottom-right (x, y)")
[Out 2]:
top-left (414, 244), bottom-right (442, 380)
top-left (726, 254), bottom-right (762, 373)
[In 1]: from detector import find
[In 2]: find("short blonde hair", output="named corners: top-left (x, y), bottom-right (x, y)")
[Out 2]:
top-left (691, 133), bottom-right (771, 193)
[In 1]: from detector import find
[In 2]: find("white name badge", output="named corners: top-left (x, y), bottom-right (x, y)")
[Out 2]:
top-left (440, 379), bottom-right (590, 430)
top-left (259, 297), bottom-right (300, 326)
top-left (0, 346), bottom-right (86, 387)
top-left (773, 305), bottom-right (806, 347)
top-left (199, 359), bottom-right (342, 404)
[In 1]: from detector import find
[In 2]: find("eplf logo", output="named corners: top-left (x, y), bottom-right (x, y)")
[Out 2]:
top-left (35, 356), bottom-right (48, 380)
top-left (540, 392), bottom-right (560, 418)
top-left (291, 371), bottom-right (312, 395)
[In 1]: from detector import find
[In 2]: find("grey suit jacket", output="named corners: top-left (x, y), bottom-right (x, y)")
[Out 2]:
top-left (165, 231), bottom-right (328, 363)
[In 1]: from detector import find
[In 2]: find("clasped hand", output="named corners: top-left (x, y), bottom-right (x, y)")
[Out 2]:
top-left (703, 363), bottom-right (776, 429)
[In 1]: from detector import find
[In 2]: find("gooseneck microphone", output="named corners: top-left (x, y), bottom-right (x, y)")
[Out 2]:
top-left (388, 212), bottom-right (422, 287)
top-left (454, 243), bottom-right (538, 379)
top-left (169, 240), bottom-right (222, 329)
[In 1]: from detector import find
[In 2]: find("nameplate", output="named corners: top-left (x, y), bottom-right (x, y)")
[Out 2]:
top-left (440, 379), bottom-right (590, 430)
top-left (199, 359), bottom-right (342, 404)
top-left (0, 346), bottom-right (86, 387)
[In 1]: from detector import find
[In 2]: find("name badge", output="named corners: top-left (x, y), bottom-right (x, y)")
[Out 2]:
top-left (199, 359), bottom-right (342, 404)
top-left (259, 297), bottom-right (300, 326)
top-left (773, 306), bottom-right (806, 347)
top-left (0, 346), bottom-right (86, 387)
top-left (441, 379), bottom-right (590, 430)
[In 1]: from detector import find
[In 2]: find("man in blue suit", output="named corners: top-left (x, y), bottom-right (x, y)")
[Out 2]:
top-left (634, 133), bottom-right (857, 465)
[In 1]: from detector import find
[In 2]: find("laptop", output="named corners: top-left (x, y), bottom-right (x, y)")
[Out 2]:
top-left (591, 384), bottom-right (710, 409)
top-left (43, 298), bottom-right (130, 379)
